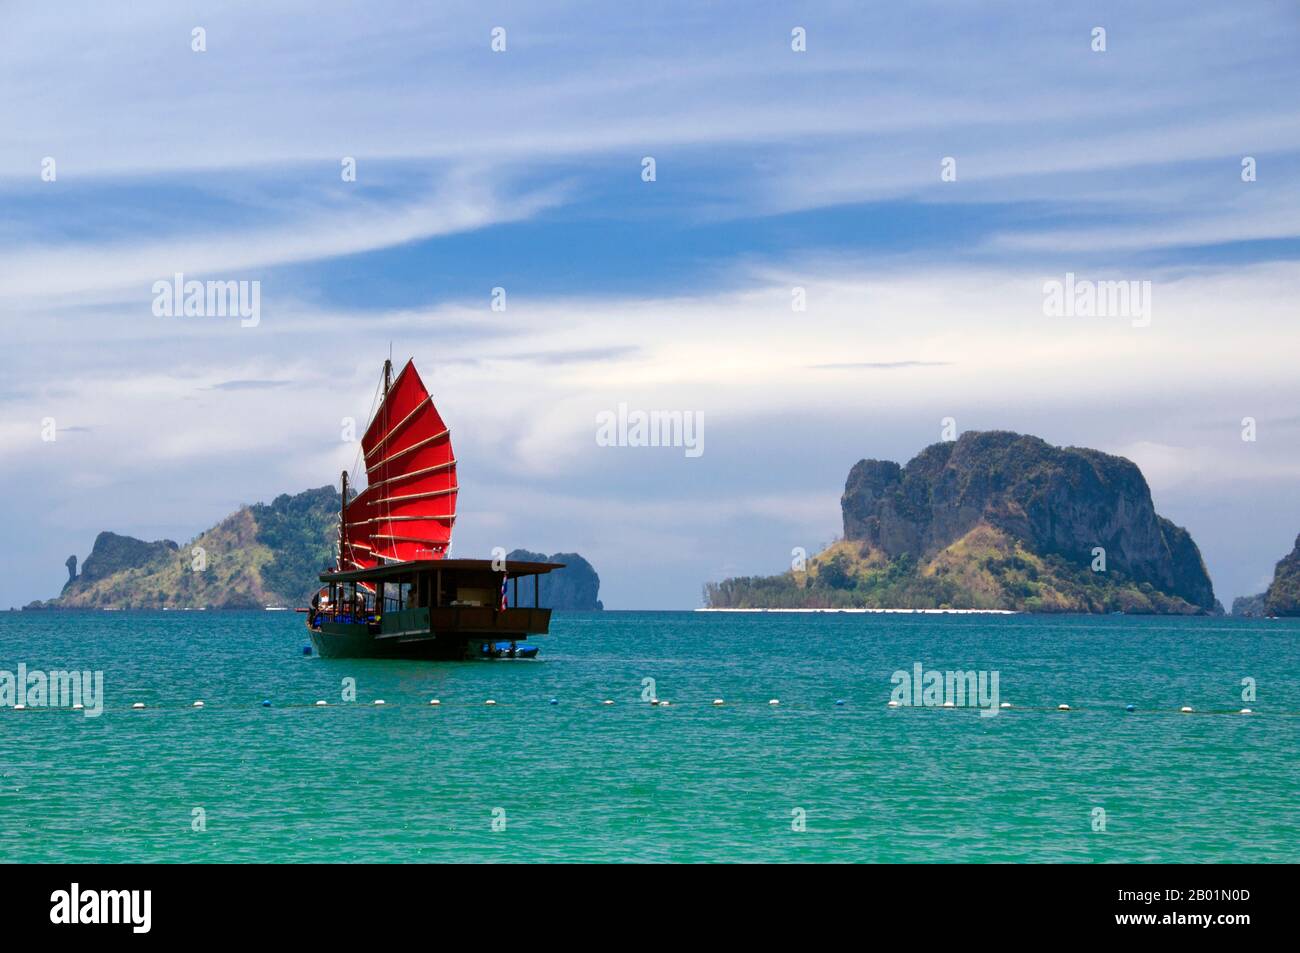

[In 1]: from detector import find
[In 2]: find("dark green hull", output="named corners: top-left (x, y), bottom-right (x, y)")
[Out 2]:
top-left (309, 623), bottom-right (469, 659)
top-left (308, 606), bottom-right (553, 659)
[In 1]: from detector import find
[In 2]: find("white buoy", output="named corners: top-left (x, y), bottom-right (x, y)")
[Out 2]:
top-left (192, 701), bottom-right (204, 708)
top-left (712, 699), bottom-right (724, 706)
top-left (768, 699), bottom-right (780, 706)
top-left (1240, 708), bottom-right (1253, 714)
top-left (374, 699), bottom-right (386, 706)
top-left (428, 699), bottom-right (441, 706)
top-left (1180, 706), bottom-right (1193, 713)
top-left (485, 699), bottom-right (496, 706)
top-left (315, 700), bottom-right (328, 706)
top-left (1057, 704), bottom-right (1070, 711)
top-left (132, 702), bottom-right (146, 709)
top-left (887, 700), bottom-right (901, 708)
top-left (1000, 702), bottom-right (1012, 709)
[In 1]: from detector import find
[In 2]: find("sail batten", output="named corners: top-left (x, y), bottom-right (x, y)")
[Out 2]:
top-left (372, 487), bottom-right (459, 505)
top-left (365, 459), bottom-right (457, 490)
top-left (364, 429), bottom-right (451, 474)
top-left (341, 360), bottom-right (457, 568)
top-left (366, 395), bottom-right (433, 454)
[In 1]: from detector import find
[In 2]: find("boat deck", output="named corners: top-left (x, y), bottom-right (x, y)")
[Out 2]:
top-left (309, 558), bottom-right (562, 659)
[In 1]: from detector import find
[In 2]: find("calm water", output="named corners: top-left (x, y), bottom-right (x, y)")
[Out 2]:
top-left (1, 610), bottom-right (1297, 863)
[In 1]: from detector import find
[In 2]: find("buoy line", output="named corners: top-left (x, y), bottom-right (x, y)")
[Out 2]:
top-left (1, 699), bottom-right (1290, 715)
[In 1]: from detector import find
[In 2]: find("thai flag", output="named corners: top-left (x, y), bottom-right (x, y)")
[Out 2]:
top-left (500, 574), bottom-right (509, 611)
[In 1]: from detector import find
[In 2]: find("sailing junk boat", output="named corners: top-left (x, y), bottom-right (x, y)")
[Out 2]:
top-left (306, 358), bottom-right (562, 659)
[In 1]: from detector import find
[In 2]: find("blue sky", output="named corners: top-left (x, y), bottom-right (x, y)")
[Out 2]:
top-left (2, 0), bottom-right (1299, 609)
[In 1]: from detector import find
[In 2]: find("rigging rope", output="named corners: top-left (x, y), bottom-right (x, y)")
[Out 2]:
top-left (335, 366), bottom-right (385, 573)
top-left (350, 366), bottom-right (384, 490)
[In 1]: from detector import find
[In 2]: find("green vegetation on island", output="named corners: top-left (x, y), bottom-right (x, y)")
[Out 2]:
top-left (27, 486), bottom-right (342, 610)
top-left (1234, 533), bottom-right (1300, 617)
top-left (706, 431), bottom-right (1220, 614)
top-left (1262, 535), bottom-right (1300, 615)
top-left (25, 487), bottom-right (603, 611)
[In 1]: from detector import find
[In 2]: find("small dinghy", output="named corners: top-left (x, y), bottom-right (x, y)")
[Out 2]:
top-left (481, 641), bottom-right (540, 660)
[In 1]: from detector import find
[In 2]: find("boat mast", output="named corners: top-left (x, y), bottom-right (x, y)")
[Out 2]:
top-left (378, 358), bottom-right (393, 563)
top-left (339, 469), bottom-right (349, 570)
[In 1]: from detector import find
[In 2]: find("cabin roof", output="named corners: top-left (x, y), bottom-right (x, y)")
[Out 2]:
top-left (320, 558), bottom-right (565, 583)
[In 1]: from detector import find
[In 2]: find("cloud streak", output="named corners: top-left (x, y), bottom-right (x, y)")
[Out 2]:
top-left (0, 171), bottom-right (567, 305)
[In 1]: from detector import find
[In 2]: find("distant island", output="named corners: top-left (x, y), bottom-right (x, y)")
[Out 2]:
top-left (706, 431), bottom-right (1222, 614)
top-left (1231, 533), bottom-right (1300, 617)
top-left (23, 486), bottom-right (603, 611)
top-left (507, 550), bottom-right (603, 611)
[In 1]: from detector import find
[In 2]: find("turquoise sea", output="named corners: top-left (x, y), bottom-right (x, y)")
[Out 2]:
top-left (1, 610), bottom-right (1297, 863)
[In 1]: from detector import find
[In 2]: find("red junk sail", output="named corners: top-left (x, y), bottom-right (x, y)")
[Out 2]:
top-left (339, 360), bottom-right (456, 571)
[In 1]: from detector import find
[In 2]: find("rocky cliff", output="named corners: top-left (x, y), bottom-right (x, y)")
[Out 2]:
top-left (508, 550), bottom-right (603, 610)
top-left (842, 432), bottom-right (1216, 608)
top-left (1262, 534), bottom-right (1300, 616)
top-left (1230, 592), bottom-right (1269, 617)
top-left (70, 532), bottom-right (180, 588)
top-left (707, 431), bottom-right (1218, 613)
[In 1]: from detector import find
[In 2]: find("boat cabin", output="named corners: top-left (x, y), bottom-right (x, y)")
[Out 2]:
top-left (310, 558), bottom-right (564, 659)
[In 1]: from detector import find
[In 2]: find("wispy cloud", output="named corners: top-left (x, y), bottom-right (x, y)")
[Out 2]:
top-left (0, 172), bottom-right (567, 306)
top-left (205, 380), bottom-right (293, 392)
top-left (439, 346), bottom-right (643, 368)
top-left (808, 361), bottom-right (952, 370)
